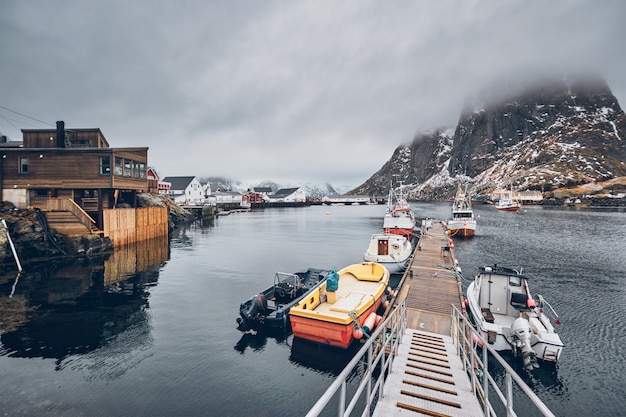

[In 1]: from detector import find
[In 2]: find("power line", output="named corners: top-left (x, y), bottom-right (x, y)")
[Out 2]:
top-left (0, 104), bottom-right (54, 127)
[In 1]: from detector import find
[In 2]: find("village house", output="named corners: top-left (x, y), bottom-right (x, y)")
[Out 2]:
top-left (161, 176), bottom-right (204, 205)
top-left (242, 187), bottom-right (273, 205)
top-left (268, 187), bottom-right (306, 203)
top-left (0, 121), bottom-right (155, 232)
top-left (147, 167), bottom-right (171, 195)
top-left (206, 190), bottom-right (243, 206)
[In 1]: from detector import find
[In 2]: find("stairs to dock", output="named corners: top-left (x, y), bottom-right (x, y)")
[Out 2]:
top-left (45, 211), bottom-right (100, 236)
top-left (373, 329), bottom-right (483, 417)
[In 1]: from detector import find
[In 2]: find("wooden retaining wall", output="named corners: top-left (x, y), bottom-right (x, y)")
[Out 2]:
top-left (103, 207), bottom-right (168, 246)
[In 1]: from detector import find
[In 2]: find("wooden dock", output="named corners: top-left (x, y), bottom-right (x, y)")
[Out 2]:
top-left (397, 220), bottom-right (465, 335)
top-left (372, 220), bottom-right (482, 417)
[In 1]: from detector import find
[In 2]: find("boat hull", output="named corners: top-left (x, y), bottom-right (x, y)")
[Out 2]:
top-left (495, 205), bottom-right (520, 212)
top-left (447, 220), bottom-right (476, 237)
top-left (290, 299), bottom-right (383, 348)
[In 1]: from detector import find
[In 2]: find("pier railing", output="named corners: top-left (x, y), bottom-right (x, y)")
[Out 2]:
top-left (305, 301), bottom-right (407, 417)
top-left (450, 305), bottom-right (557, 417)
top-left (305, 302), bottom-right (557, 417)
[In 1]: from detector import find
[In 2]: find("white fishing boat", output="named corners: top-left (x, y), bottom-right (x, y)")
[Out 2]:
top-left (447, 183), bottom-right (476, 237)
top-left (363, 233), bottom-right (412, 273)
top-left (495, 190), bottom-right (521, 211)
top-left (382, 184), bottom-right (415, 239)
top-left (466, 265), bottom-right (564, 370)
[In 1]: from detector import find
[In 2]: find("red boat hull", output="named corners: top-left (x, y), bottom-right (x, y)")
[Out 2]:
top-left (290, 297), bottom-right (384, 349)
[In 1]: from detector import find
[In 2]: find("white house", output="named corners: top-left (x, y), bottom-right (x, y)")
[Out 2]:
top-left (162, 176), bottom-right (204, 205)
top-left (268, 187), bottom-right (306, 203)
top-left (206, 190), bottom-right (243, 205)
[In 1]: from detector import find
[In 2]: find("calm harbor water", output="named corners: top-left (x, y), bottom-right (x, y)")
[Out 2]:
top-left (1, 203), bottom-right (625, 416)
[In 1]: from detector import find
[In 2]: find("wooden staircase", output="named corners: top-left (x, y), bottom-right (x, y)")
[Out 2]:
top-left (45, 211), bottom-right (100, 236)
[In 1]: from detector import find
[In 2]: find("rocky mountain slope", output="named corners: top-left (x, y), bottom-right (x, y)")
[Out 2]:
top-left (350, 75), bottom-right (626, 200)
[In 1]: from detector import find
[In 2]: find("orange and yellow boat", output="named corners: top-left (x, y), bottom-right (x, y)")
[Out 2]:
top-left (289, 262), bottom-right (390, 349)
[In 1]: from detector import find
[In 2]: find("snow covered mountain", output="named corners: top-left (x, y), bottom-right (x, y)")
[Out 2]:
top-left (350, 75), bottom-right (626, 199)
top-left (199, 177), bottom-right (347, 199)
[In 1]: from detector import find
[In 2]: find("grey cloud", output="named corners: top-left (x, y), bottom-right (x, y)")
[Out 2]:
top-left (1, 0), bottom-right (624, 186)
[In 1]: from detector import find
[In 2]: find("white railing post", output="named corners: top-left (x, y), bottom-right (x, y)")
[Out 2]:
top-left (506, 373), bottom-right (514, 417)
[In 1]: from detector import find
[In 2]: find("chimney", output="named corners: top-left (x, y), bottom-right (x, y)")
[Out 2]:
top-left (56, 120), bottom-right (65, 148)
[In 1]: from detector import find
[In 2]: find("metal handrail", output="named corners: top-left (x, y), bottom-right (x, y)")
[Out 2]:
top-left (305, 301), bottom-right (407, 417)
top-left (450, 305), bottom-right (557, 417)
top-left (304, 300), bottom-right (556, 417)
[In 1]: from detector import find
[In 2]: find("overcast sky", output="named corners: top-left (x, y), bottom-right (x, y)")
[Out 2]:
top-left (1, 0), bottom-right (624, 188)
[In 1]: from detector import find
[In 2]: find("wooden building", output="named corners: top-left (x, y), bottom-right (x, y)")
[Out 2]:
top-left (0, 121), bottom-right (155, 232)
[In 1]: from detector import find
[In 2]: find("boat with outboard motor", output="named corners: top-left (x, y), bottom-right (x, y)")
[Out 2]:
top-left (236, 268), bottom-right (332, 332)
top-left (465, 265), bottom-right (564, 370)
top-left (289, 262), bottom-right (390, 349)
top-left (382, 184), bottom-right (416, 239)
top-left (363, 233), bottom-right (412, 273)
top-left (447, 182), bottom-right (476, 237)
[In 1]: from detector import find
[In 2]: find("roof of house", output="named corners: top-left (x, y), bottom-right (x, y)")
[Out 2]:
top-left (162, 176), bottom-right (197, 190)
top-left (253, 187), bottom-right (273, 193)
top-left (271, 187), bottom-right (301, 197)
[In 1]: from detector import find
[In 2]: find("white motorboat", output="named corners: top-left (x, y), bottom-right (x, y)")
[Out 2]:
top-left (447, 183), bottom-right (476, 237)
top-left (382, 184), bottom-right (416, 239)
top-left (363, 233), bottom-right (412, 274)
top-left (466, 265), bottom-right (564, 370)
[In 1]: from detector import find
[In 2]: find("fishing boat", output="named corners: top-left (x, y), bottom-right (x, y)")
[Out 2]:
top-left (236, 268), bottom-right (332, 332)
top-left (447, 183), bottom-right (476, 237)
top-left (382, 184), bottom-right (416, 239)
top-left (495, 190), bottom-right (521, 211)
top-left (289, 262), bottom-right (390, 349)
top-left (363, 233), bottom-right (412, 273)
top-left (465, 265), bottom-right (564, 370)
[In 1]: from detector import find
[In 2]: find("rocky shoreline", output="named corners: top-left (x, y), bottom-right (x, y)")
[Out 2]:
top-left (1, 194), bottom-right (196, 271)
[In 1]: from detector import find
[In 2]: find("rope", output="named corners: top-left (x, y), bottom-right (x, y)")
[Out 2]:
top-left (350, 310), bottom-right (370, 340)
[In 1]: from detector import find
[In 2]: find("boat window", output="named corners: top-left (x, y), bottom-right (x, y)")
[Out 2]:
top-left (509, 276), bottom-right (522, 287)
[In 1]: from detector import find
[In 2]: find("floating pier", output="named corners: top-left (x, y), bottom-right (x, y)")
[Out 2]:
top-left (399, 220), bottom-right (464, 334)
top-left (371, 219), bottom-right (482, 416)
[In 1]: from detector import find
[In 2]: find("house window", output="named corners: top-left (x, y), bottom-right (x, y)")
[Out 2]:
top-left (114, 158), bottom-right (123, 175)
top-left (124, 159), bottom-right (131, 176)
top-left (139, 163), bottom-right (146, 179)
top-left (100, 156), bottom-right (111, 175)
top-left (19, 157), bottom-right (28, 173)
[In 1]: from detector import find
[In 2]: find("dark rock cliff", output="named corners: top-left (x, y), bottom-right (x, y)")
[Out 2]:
top-left (351, 75), bottom-right (626, 199)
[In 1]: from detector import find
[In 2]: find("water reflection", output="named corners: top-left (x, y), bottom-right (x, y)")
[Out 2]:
top-left (234, 328), bottom-right (290, 354)
top-left (0, 236), bottom-right (169, 365)
top-left (289, 337), bottom-right (361, 377)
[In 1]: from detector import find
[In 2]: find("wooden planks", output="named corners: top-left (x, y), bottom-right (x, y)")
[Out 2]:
top-left (403, 221), bottom-right (464, 336)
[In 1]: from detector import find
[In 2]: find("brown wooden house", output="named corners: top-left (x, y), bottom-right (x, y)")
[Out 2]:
top-left (0, 121), bottom-right (157, 233)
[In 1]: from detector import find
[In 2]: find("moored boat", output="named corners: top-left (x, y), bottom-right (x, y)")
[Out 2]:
top-left (447, 182), bottom-right (476, 237)
top-left (495, 190), bottom-right (521, 211)
top-left (289, 262), bottom-right (390, 349)
top-left (465, 265), bottom-right (564, 370)
top-left (236, 268), bottom-right (332, 332)
top-left (363, 233), bottom-right (412, 273)
top-left (382, 184), bottom-right (416, 238)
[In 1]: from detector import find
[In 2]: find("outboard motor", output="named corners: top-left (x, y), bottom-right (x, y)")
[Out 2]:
top-left (237, 294), bottom-right (268, 331)
top-left (509, 317), bottom-right (539, 370)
